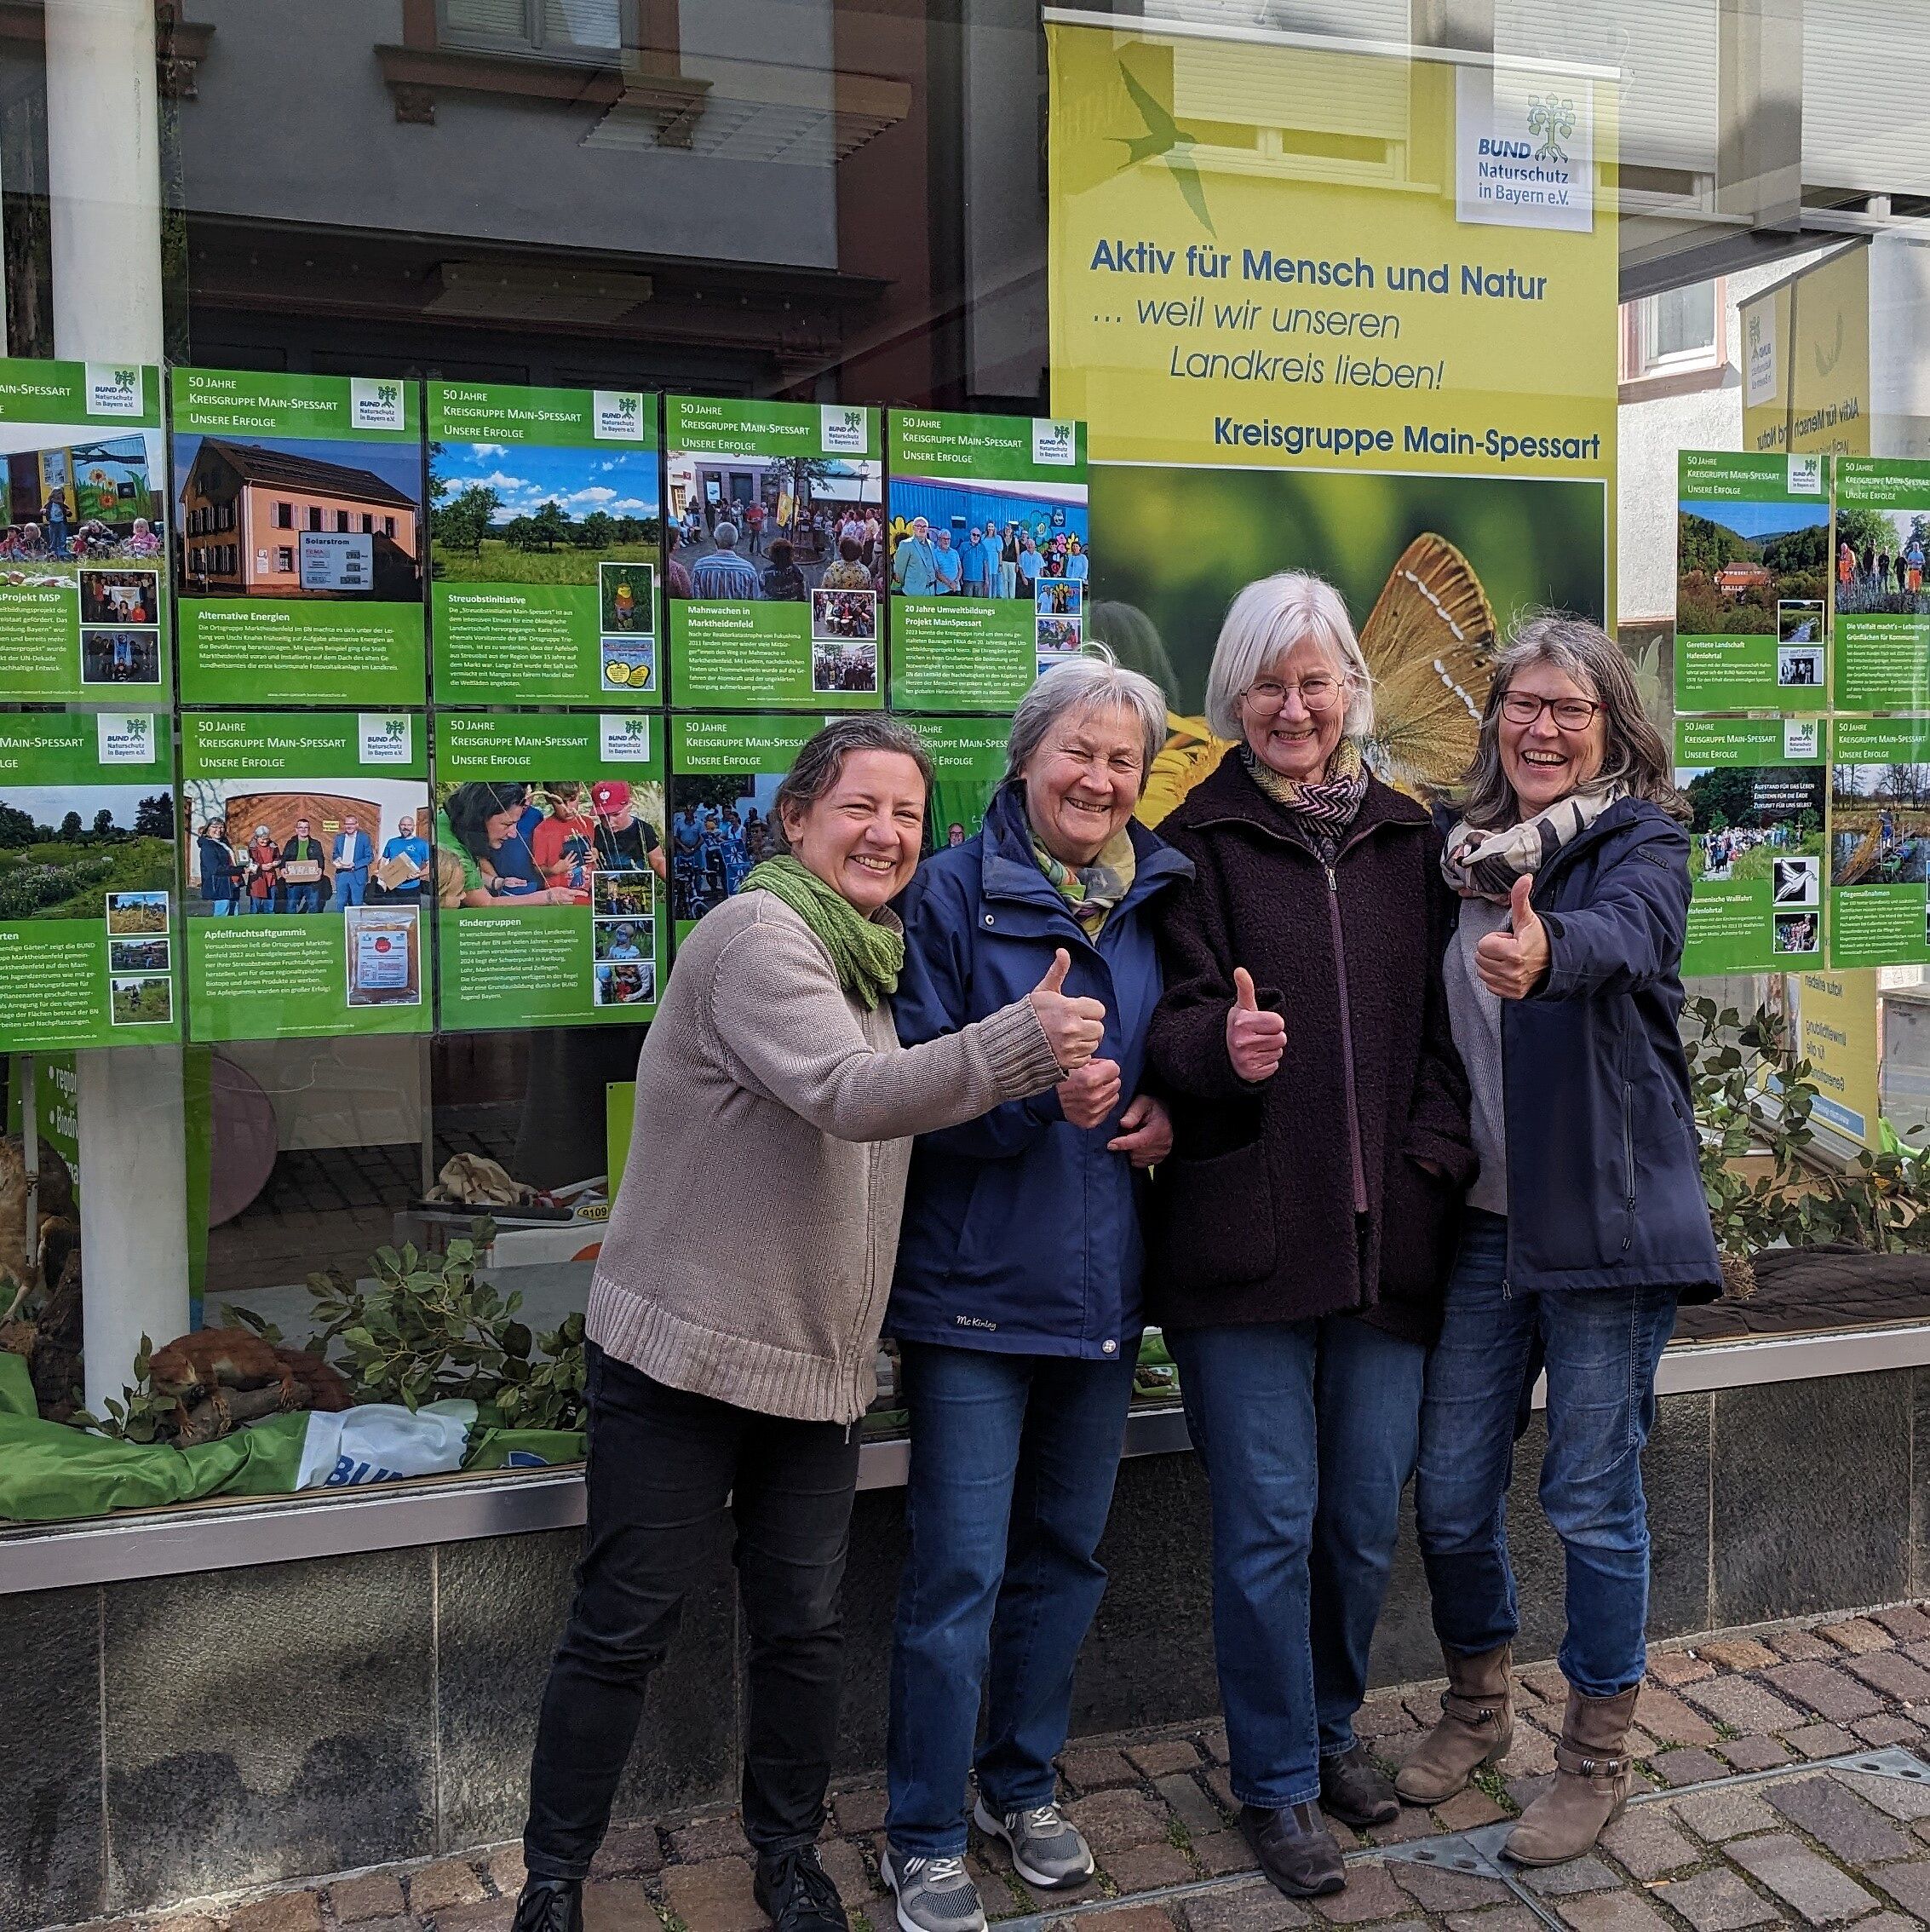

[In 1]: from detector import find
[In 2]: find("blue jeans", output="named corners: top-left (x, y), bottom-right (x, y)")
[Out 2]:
top-left (886, 1342), bottom-right (1136, 1856)
top-left (1168, 1316), bottom-right (1425, 1809)
top-left (286, 885), bottom-right (319, 914)
top-left (336, 871), bottom-right (368, 907)
top-left (1412, 1210), bottom-right (1676, 1699)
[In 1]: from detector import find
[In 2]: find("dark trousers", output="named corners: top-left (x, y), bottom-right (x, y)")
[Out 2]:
top-left (522, 1344), bottom-right (863, 1878)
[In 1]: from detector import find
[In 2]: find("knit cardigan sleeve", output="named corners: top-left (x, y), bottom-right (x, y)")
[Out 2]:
top-left (706, 903), bottom-right (1064, 1142)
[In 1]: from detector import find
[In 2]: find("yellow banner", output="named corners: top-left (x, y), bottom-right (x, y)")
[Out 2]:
top-left (1740, 245), bottom-right (1870, 459)
top-left (1798, 969), bottom-right (1882, 1149)
top-left (1046, 19), bottom-right (1617, 486)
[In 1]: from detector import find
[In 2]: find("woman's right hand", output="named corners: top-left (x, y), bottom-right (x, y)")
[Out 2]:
top-left (1031, 948), bottom-right (1107, 1072)
top-left (1226, 967), bottom-right (1287, 1082)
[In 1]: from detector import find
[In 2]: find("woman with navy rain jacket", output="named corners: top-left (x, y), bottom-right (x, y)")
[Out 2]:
top-left (880, 653), bottom-right (1191, 1932)
top-left (1397, 613), bottom-right (1720, 1870)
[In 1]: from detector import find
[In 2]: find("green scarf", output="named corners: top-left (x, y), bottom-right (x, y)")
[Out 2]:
top-left (743, 855), bottom-right (905, 1010)
top-left (1032, 825), bottom-right (1137, 936)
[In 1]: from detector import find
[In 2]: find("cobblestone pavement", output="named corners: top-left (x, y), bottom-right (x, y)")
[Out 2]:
top-left (68, 1602), bottom-right (1930, 1932)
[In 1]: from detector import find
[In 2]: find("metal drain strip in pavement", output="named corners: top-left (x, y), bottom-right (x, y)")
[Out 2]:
top-left (984, 1746), bottom-right (1930, 1932)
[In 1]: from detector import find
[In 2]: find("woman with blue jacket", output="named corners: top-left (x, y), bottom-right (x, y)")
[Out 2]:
top-left (1399, 614), bottom-right (1720, 1868)
top-left (880, 654), bottom-right (1191, 1932)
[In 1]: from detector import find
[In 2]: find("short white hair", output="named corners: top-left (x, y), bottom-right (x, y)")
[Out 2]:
top-left (1006, 648), bottom-right (1169, 796)
top-left (1203, 571), bottom-right (1374, 741)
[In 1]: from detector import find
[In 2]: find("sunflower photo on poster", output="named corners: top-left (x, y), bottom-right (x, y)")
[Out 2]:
top-left (1087, 466), bottom-right (1607, 819)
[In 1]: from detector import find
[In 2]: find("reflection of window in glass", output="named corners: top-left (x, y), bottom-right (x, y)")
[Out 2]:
top-left (1623, 280), bottom-right (1725, 382)
top-left (439, 0), bottom-right (622, 58)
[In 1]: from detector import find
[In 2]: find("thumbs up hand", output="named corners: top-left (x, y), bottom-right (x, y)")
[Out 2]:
top-left (1473, 875), bottom-right (1551, 1001)
top-left (1226, 966), bottom-right (1287, 1083)
top-left (1030, 947), bottom-right (1107, 1072)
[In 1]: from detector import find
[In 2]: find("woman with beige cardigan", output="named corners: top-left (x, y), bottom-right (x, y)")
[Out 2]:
top-left (510, 716), bottom-right (1105, 1932)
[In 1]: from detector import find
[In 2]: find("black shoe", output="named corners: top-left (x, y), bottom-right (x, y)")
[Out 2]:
top-left (755, 1844), bottom-right (849, 1932)
top-left (1238, 1803), bottom-right (1346, 1899)
top-left (512, 1876), bottom-right (584, 1932)
top-left (1318, 1743), bottom-right (1399, 1827)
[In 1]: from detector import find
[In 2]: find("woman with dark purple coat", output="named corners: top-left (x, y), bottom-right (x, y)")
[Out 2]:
top-left (1146, 571), bottom-right (1473, 1903)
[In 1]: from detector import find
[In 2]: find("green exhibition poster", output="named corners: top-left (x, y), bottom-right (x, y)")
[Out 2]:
top-left (910, 716), bottom-right (1010, 850)
top-left (665, 397), bottom-right (882, 710)
top-left (1674, 716), bottom-right (1825, 975)
top-left (428, 383), bottom-right (663, 707)
top-left (171, 369), bottom-right (428, 707)
top-left (1828, 716), bottom-right (1930, 969)
top-left (434, 711), bottom-right (666, 1030)
top-left (180, 710), bottom-right (432, 1041)
top-left (0, 358), bottom-right (169, 703)
top-left (0, 711), bottom-right (180, 1050)
top-left (1675, 449), bottom-right (1830, 713)
top-left (1831, 457), bottom-right (1930, 711)
top-left (667, 714), bottom-right (827, 943)
top-left (887, 411), bottom-right (1088, 711)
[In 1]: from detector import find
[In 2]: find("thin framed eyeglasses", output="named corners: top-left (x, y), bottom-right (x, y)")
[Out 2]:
top-left (1499, 691), bottom-right (1602, 733)
top-left (1245, 675), bottom-right (1343, 713)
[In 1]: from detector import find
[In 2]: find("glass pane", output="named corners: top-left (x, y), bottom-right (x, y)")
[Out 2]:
top-left (443, 0), bottom-right (533, 49)
top-left (545, 0), bottom-right (622, 52)
top-left (1651, 280), bottom-right (1716, 359)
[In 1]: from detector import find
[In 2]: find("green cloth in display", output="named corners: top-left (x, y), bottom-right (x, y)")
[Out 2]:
top-left (0, 1353), bottom-right (308, 1521)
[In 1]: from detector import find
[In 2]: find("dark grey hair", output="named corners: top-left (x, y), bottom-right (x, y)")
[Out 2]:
top-left (1004, 647), bottom-right (1169, 796)
top-left (1459, 612), bottom-right (1686, 828)
top-left (771, 716), bottom-right (935, 851)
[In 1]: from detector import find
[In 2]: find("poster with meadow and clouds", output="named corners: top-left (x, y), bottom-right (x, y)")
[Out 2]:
top-left (428, 382), bottom-right (663, 707)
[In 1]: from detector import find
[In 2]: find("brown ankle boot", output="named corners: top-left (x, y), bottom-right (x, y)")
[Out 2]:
top-left (1393, 1642), bottom-right (1514, 1804)
top-left (1503, 1683), bottom-right (1640, 1866)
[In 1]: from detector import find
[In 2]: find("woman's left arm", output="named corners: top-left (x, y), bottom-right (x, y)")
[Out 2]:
top-left (1535, 830), bottom-right (1691, 1002)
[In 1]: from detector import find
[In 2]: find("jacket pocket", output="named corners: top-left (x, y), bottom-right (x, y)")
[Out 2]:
top-left (1150, 1137), bottom-right (1277, 1291)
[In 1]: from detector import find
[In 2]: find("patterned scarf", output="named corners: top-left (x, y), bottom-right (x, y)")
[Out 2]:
top-left (742, 855), bottom-right (904, 1009)
top-left (1440, 785), bottom-right (1625, 903)
top-left (1239, 737), bottom-right (1368, 866)
top-left (1032, 825), bottom-right (1138, 936)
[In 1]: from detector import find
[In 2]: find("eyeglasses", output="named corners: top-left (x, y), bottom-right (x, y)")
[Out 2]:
top-left (1499, 691), bottom-right (1603, 732)
top-left (1246, 675), bottom-right (1343, 713)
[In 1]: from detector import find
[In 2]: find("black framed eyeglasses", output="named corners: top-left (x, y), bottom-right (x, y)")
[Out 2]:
top-left (1498, 691), bottom-right (1602, 733)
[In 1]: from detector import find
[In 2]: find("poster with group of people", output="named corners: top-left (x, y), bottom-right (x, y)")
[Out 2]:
top-left (0, 711), bottom-right (180, 1051)
top-left (434, 712), bottom-right (666, 1029)
top-left (1674, 717), bottom-right (1826, 975)
top-left (1827, 716), bottom-right (1930, 969)
top-left (428, 382), bottom-right (661, 706)
top-left (665, 397), bottom-right (885, 710)
top-left (663, 713), bottom-right (1012, 946)
top-left (172, 369), bottom-right (427, 707)
top-left (1831, 456), bottom-right (1930, 714)
top-left (0, 359), bottom-right (168, 703)
top-left (887, 411), bottom-right (1089, 712)
top-left (181, 711), bottom-right (431, 1040)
